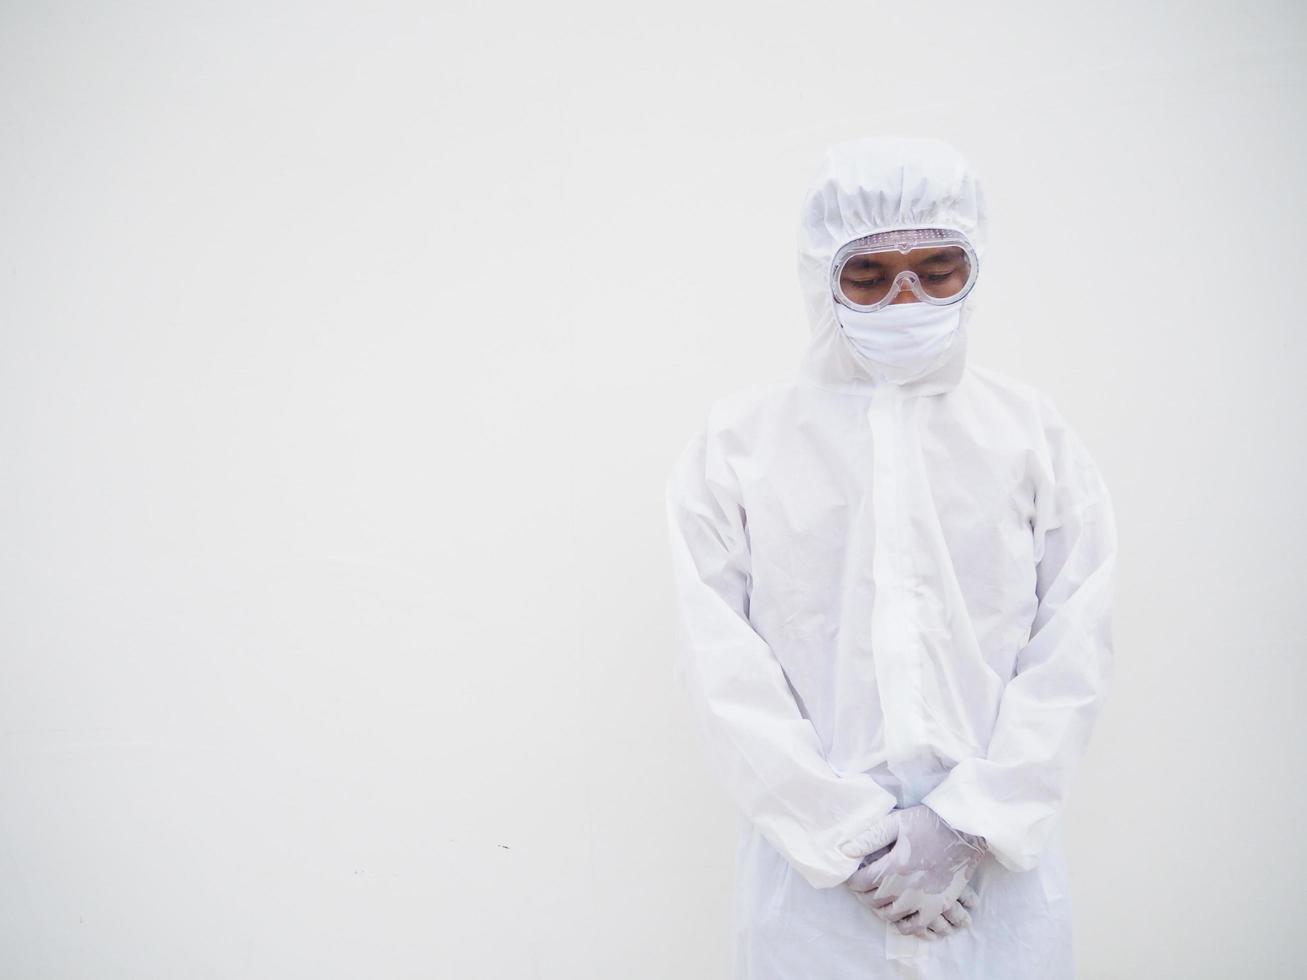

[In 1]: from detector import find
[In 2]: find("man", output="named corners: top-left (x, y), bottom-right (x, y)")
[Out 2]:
top-left (663, 136), bottom-right (1117, 979)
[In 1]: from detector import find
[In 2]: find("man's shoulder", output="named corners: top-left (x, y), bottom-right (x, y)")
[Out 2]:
top-left (665, 377), bottom-right (800, 477)
top-left (963, 362), bottom-right (1045, 406)
top-left (962, 363), bottom-right (1097, 460)
top-left (961, 362), bottom-right (1066, 426)
top-left (702, 377), bottom-right (803, 433)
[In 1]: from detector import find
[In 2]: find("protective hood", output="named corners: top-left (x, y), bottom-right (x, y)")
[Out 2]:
top-left (796, 136), bottom-right (988, 396)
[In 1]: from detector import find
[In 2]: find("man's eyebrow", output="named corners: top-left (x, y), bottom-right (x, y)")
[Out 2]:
top-left (917, 250), bottom-right (962, 264)
top-left (845, 249), bottom-right (962, 270)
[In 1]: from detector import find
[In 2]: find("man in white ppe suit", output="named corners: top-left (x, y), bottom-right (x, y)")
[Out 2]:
top-left (663, 136), bottom-right (1117, 979)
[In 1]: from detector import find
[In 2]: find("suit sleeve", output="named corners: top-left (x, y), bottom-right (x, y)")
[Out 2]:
top-left (664, 423), bottom-right (898, 888)
top-left (922, 397), bottom-right (1118, 872)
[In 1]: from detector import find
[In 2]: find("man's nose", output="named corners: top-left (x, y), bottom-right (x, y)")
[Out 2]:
top-left (889, 274), bottom-right (921, 304)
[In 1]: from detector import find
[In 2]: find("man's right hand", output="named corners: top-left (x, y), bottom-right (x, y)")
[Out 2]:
top-left (844, 805), bottom-right (986, 939)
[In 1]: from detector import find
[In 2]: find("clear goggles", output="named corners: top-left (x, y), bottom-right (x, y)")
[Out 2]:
top-left (831, 228), bottom-right (979, 313)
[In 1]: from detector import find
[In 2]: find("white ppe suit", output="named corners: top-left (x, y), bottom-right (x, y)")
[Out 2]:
top-left (663, 137), bottom-right (1117, 979)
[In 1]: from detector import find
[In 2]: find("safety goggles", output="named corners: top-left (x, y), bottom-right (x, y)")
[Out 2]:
top-left (831, 228), bottom-right (978, 313)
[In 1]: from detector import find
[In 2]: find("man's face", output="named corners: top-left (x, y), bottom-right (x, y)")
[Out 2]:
top-left (837, 245), bottom-right (971, 307)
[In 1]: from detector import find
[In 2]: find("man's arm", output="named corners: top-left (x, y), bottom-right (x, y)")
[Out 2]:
top-left (922, 396), bottom-right (1118, 872)
top-left (665, 422), bottom-right (898, 889)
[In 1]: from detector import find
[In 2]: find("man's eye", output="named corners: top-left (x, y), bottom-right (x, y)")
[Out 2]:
top-left (849, 278), bottom-right (885, 287)
top-left (926, 273), bottom-right (955, 283)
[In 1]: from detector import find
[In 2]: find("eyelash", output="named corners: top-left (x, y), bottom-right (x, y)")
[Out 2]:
top-left (850, 273), bottom-right (954, 286)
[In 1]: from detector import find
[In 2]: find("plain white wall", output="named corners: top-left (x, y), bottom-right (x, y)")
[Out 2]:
top-left (2, 2), bottom-right (1304, 977)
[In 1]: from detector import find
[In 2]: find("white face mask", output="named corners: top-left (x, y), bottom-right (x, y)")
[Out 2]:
top-left (835, 300), bottom-right (963, 381)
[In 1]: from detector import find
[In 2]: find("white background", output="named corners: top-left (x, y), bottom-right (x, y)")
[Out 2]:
top-left (2, 2), bottom-right (1304, 977)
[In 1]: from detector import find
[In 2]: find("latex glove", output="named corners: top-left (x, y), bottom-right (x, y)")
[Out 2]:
top-left (916, 884), bottom-right (979, 938)
top-left (844, 805), bottom-right (986, 938)
top-left (845, 843), bottom-right (978, 939)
